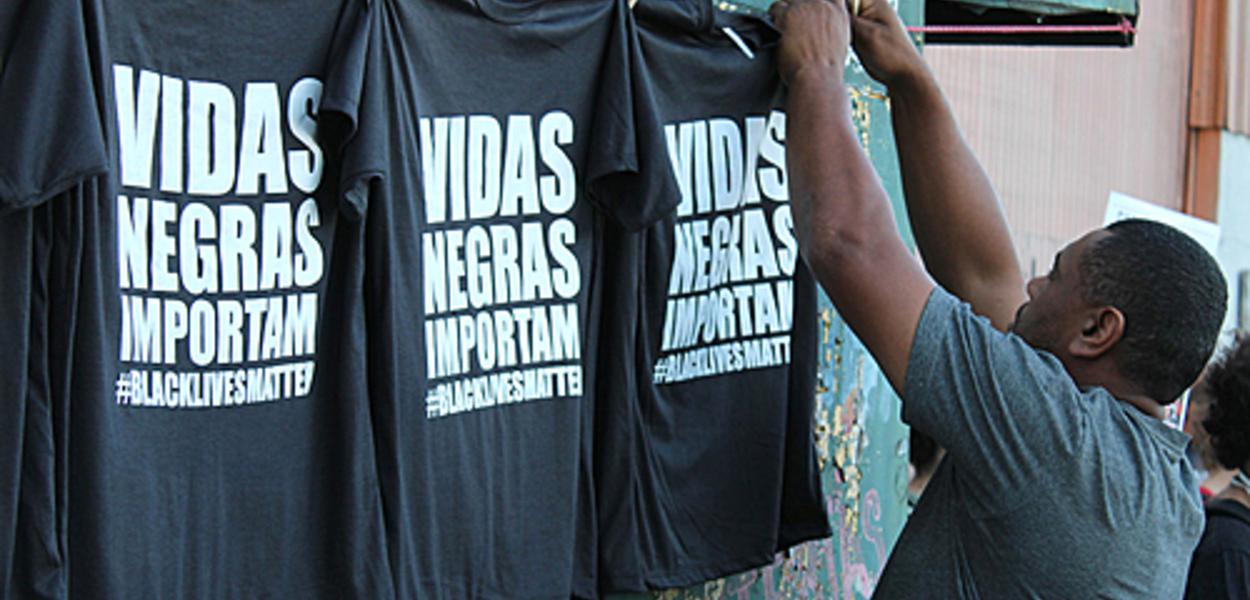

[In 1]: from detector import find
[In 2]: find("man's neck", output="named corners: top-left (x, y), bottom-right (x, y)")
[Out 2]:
top-left (1205, 468), bottom-right (1237, 496)
top-left (1084, 376), bottom-right (1164, 419)
top-left (1075, 365), bottom-right (1160, 417)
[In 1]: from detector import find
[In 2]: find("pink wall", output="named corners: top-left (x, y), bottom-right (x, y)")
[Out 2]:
top-left (924, 0), bottom-right (1194, 277)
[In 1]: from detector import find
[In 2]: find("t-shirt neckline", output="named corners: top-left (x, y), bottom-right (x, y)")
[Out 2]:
top-left (1114, 397), bottom-right (1191, 460)
top-left (473, 0), bottom-right (546, 24)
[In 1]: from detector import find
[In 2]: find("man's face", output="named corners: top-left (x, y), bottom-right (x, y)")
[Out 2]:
top-left (1009, 229), bottom-right (1111, 357)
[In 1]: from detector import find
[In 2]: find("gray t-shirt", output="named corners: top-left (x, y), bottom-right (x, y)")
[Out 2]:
top-left (874, 287), bottom-right (1203, 599)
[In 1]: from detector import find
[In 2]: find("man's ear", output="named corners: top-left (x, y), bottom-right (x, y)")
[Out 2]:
top-left (1068, 306), bottom-right (1125, 359)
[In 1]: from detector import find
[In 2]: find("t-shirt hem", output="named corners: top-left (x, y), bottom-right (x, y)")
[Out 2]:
top-left (604, 550), bottom-right (784, 593)
top-left (0, 166), bottom-right (107, 214)
top-left (320, 92), bottom-right (361, 126)
top-left (318, 91), bottom-right (364, 154)
top-left (587, 170), bottom-right (680, 233)
top-left (777, 523), bottom-right (834, 552)
top-left (648, 551), bottom-right (778, 589)
top-left (338, 169), bottom-right (383, 220)
top-left (408, 578), bottom-right (575, 600)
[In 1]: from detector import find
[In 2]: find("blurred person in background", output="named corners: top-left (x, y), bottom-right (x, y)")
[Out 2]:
top-left (1186, 335), bottom-right (1250, 599)
top-left (1187, 373), bottom-right (1238, 500)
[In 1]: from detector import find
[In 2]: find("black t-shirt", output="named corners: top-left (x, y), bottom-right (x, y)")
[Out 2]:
top-left (0, 206), bottom-right (45, 600)
top-left (332, 0), bottom-right (676, 597)
top-left (1186, 498), bottom-right (1250, 600)
top-left (0, 2), bottom-right (391, 598)
top-left (0, 0), bottom-right (23, 69)
top-left (1, 4), bottom-right (111, 597)
top-left (595, 2), bottom-right (829, 591)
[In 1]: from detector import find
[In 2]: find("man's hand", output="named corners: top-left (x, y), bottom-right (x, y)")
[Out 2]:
top-left (769, 0), bottom-right (852, 86)
top-left (849, 0), bottom-right (926, 89)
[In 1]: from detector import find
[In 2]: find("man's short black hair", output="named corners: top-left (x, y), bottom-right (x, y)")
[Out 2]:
top-left (1202, 335), bottom-right (1250, 470)
top-left (1079, 219), bottom-right (1227, 405)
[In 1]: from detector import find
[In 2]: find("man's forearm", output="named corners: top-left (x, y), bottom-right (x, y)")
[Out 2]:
top-left (785, 66), bottom-right (934, 392)
top-left (888, 66), bottom-right (1025, 330)
top-left (787, 68), bottom-right (894, 268)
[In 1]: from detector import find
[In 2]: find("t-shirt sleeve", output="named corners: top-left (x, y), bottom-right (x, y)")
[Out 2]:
top-left (318, 0), bottom-right (382, 220)
top-left (585, 0), bottom-right (680, 231)
top-left (0, 206), bottom-right (35, 594)
top-left (902, 287), bottom-right (1090, 509)
top-left (0, 0), bottom-right (108, 213)
top-left (0, 0), bottom-right (22, 64)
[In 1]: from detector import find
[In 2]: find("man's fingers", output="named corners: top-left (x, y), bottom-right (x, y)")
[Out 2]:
top-left (768, 0), bottom-right (789, 26)
top-left (849, 12), bottom-right (875, 39)
top-left (771, 0), bottom-right (851, 24)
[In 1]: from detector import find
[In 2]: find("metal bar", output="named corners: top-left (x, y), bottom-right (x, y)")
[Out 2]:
top-left (906, 16), bottom-right (1135, 36)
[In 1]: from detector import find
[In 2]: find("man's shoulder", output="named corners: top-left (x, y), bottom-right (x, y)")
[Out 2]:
top-left (1079, 405), bottom-right (1204, 544)
top-left (908, 286), bottom-right (1078, 395)
top-left (1080, 389), bottom-right (1192, 460)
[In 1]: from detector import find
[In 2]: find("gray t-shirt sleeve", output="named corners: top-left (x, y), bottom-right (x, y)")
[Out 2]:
top-left (903, 287), bottom-right (1089, 512)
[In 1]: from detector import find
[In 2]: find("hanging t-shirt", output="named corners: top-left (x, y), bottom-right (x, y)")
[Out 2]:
top-left (0, 208), bottom-right (38, 600)
top-left (0, 1), bottom-right (392, 598)
top-left (595, 1), bottom-right (830, 591)
top-left (0, 0), bottom-right (23, 70)
top-left (1, 3), bottom-right (111, 597)
top-left (331, 0), bottom-right (677, 597)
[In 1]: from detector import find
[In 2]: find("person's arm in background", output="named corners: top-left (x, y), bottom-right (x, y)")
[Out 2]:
top-left (850, 1), bottom-right (1026, 331)
top-left (770, 0), bottom-right (934, 393)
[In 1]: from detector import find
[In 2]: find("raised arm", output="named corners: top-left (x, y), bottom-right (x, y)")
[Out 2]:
top-left (771, 0), bottom-right (934, 393)
top-left (850, 2), bottom-right (1026, 331)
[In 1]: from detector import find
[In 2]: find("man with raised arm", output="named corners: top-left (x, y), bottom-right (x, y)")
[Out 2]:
top-left (767, 0), bottom-right (1228, 596)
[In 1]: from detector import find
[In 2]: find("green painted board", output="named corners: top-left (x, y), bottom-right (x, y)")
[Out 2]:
top-left (611, 1), bottom-right (922, 598)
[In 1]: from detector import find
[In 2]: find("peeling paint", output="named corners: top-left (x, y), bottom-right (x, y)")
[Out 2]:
top-left (847, 86), bottom-right (889, 155)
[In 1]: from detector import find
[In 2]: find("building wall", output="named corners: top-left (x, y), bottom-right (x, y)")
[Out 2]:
top-left (1218, 131), bottom-right (1250, 332)
top-left (1225, 0), bottom-right (1250, 136)
top-left (924, 0), bottom-right (1194, 277)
